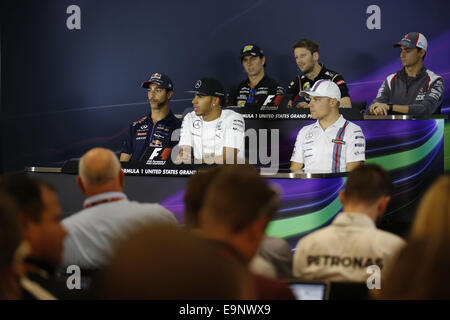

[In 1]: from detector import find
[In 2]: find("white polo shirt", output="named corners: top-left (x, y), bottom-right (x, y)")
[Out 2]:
top-left (293, 213), bottom-right (406, 283)
top-left (179, 109), bottom-right (245, 160)
top-left (290, 115), bottom-right (365, 173)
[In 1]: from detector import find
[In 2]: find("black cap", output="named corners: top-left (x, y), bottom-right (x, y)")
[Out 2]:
top-left (240, 44), bottom-right (264, 60)
top-left (142, 73), bottom-right (174, 90)
top-left (186, 78), bottom-right (225, 97)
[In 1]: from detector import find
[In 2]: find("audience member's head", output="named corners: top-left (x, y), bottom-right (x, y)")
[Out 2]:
top-left (0, 194), bottom-right (23, 299)
top-left (378, 175), bottom-right (450, 299)
top-left (379, 238), bottom-right (450, 299)
top-left (340, 164), bottom-right (394, 222)
top-left (184, 166), bottom-right (223, 228)
top-left (99, 225), bottom-right (253, 299)
top-left (199, 165), bottom-right (279, 263)
top-left (409, 175), bottom-right (450, 243)
top-left (77, 148), bottom-right (124, 197)
top-left (1, 175), bottom-right (67, 266)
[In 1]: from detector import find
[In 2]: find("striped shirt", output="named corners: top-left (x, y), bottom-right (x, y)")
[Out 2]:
top-left (291, 115), bottom-right (365, 173)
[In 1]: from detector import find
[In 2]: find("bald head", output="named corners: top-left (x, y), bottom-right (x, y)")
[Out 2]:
top-left (78, 148), bottom-right (123, 196)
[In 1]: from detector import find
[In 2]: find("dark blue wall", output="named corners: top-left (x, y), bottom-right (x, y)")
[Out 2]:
top-left (2, 0), bottom-right (450, 172)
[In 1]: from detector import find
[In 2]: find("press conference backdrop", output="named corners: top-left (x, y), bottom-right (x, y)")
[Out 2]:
top-left (1, 0), bottom-right (450, 173)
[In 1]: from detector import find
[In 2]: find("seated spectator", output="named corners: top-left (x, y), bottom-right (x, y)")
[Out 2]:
top-left (1, 175), bottom-right (70, 300)
top-left (62, 148), bottom-right (178, 270)
top-left (379, 175), bottom-right (450, 299)
top-left (97, 225), bottom-right (254, 299)
top-left (184, 165), bottom-right (293, 279)
top-left (368, 32), bottom-right (444, 115)
top-left (198, 165), bottom-right (295, 299)
top-left (293, 164), bottom-right (406, 282)
top-left (0, 194), bottom-right (23, 300)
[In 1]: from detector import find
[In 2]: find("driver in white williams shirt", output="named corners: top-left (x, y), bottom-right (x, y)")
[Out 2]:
top-left (177, 78), bottom-right (245, 164)
top-left (290, 80), bottom-right (366, 173)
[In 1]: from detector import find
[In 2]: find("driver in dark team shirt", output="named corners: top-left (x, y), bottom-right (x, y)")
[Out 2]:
top-left (286, 38), bottom-right (352, 109)
top-left (120, 73), bottom-right (182, 162)
top-left (227, 44), bottom-right (284, 111)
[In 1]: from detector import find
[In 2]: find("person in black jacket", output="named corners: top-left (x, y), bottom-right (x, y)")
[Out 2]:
top-left (228, 44), bottom-right (284, 111)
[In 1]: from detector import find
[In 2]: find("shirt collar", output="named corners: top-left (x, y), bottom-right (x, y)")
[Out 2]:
top-left (399, 65), bottom-right (427, 80)
top-left (83, 192), bottom-right (128, 208)
top-left (314, 63), bottom-right (326, 81)
top-left (148, 110), bottom-right (177, 125)
top-left (245, 74), bottom-right (268, 88)
top-left (312, 115), bottom-right (346, 129)
top-left (332, 212), bottom-right (376, 229)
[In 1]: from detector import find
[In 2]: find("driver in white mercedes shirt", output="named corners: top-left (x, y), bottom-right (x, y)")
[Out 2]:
top-left (176, 78), bottom-right (245, 164)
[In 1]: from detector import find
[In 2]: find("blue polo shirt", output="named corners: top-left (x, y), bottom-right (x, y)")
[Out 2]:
top-left (121, 111), bottom-right (182, 162)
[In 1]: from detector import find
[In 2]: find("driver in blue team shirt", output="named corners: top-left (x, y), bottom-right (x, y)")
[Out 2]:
top-left (120, 73), bottom-right (182, 162)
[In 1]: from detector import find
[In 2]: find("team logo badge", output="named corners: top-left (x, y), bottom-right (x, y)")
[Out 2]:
top-left (193, 120), bottom-right (202, 129)
top-left (151, 73), bottom-right (162, 80)
top-left (332, 139), bottom-right (346, 145)
top-left (243, 45), bottom-right (254, 52)
top-left (195, 80), bottom-right (202, 89)
top-left (140, 125), bottom-right (148, 130)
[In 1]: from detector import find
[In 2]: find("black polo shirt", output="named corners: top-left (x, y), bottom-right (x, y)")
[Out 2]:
top-left (228, 74), bottom-right (285, 111)
top-left (287, 64), bottom-right (350, 104)
top-left (121, 111), bottom-right (182, 162)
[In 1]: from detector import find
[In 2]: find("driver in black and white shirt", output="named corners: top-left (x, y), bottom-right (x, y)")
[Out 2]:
top-left (177, 78), bottom-right (245, 164)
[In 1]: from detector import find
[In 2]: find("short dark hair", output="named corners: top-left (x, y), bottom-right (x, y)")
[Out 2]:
top-left (292, 38), bottom-right (320, 55)
top-left (344, 164), bottom-right (394, 205)
top-left (203, 165), bottom-right (279, 233)
top-left (184, 166), bottom-right (223, 228)
top-left (0, 175), bottom-right (56, 223)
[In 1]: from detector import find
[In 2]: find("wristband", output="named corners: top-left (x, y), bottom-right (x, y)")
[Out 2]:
top-left (387, 104), bottom-right (393, 112)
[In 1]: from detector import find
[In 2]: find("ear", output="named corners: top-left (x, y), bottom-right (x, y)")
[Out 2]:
top-left (261, 56), bottom-right (266, 65)
top-left (19, 213), bottom-right (34, 241)
top-left (418, 49), bottom-right (426, 59)
top-left (313, 51), bottom-right (319, 62)
top-left (377, 196), bottom-right (391, 215)
top-left (119, 169), bottom-right (125, 188)
top-left (330, 98), bottom-right (339, 108)
top-left (248, 216), bottom-right (269, 241)
top-left (167, 90), bottom-right (173, 100)
top-left (76, 176), bottom-right (86, 194)
top-left (339, 190), bottom-right (346, 206)
top-left (212, 96), bottom-right (220, 106)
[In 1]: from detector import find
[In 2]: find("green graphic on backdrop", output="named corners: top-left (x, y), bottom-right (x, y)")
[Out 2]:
top-left (268, 120), bottom-right (445, 238)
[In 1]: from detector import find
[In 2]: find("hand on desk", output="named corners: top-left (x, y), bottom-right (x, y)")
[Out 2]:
top-left (368, 103), bottom-right (389, 116)
top-left (287, 100), bottom-right (309, 109)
